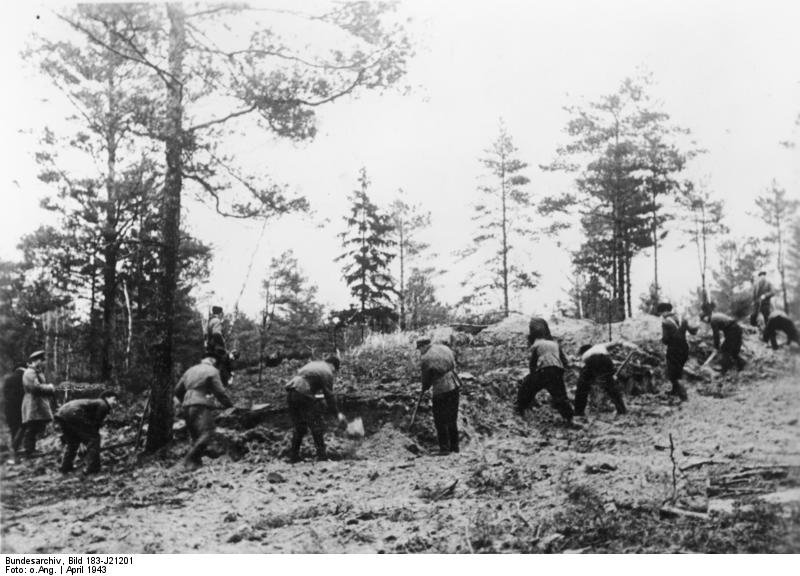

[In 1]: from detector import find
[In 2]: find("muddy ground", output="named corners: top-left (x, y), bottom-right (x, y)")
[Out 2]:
top-left (2, 318), bottom-right (799, 553)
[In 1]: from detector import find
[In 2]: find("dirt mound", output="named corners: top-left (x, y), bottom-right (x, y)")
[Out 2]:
top-left (475, 313), bottom-right (663, 349)
top-left (355, 423), bottom-right (420, 460)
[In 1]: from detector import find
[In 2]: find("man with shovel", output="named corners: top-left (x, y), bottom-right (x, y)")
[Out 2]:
top-left (285, 356), bottom-right (346, 463)
top-left (762, 310), bottom-right (799, 350)
top-left (573, 343), bottom-right (627, 418)
top-left (54, 390), bottom-right (119, 474)
top-left (701, 302), bottom-right (746, 373)
top-left (416, 337), bottom-right (461, 455)
top-left (174, 355), bottom-right (234, 470)
top-left (658, 303), bottom-right (698, 401)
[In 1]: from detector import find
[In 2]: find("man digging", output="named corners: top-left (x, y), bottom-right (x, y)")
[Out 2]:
top-left (658, 303), bottom-right (697, 401)
top-left (285, 355), bottom-right (346, 463)
top-left (417, 337), bottom-right (461, 455)
top-left (174, 355), bottom-right (234, 470)
top-left (55, 390), bottom-right (119, 475)
top-left (701, 302), bottom-right (746, 373)
top-left (574, 343), bottom-right (627, 419)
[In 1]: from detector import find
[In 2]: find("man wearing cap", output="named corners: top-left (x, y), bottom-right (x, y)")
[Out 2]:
top-left (574, 343), bottom-right (627, 418)
top-left (417, 338), bottom-right (461, 455)
top-left (20, 350), bottom-right (56, 457)
top-left (174, 355), bottom-right (234, 470)
top-left (2, 364), bottom-right (26, 455)
top-left (658, 303), bottom-right (697, 401)
top-left (762, 310), bottom-right (800, 350)
top-left (701, 302), bottom-right (746, 372)
top-left (285, 356), bottom-right (346, 462)
top-left (55, 390), bottom-right (119, 474)
top-left (751, 272), bottom-right (775, 327)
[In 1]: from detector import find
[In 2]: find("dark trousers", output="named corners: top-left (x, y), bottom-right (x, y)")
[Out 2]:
top-left (20, 420), bottom-right (48, 455)
top-left (5, 409), bottom-right (22, 453)
top-left (720, 324), bottom-right (745, 372)
top-left (287, 391), bottom-right (326, 459)
top-left (665, 342), bottom-right (689, 399)
top-left (432, 388), bottom-right (459, 453)
top-left (574, 363), bottom-right (626, 416)
top-left (516, 367), bottom-right (573, 422)
top-left (183, 405), bottom-right (216, 466)
top-left (57, 418), bottom-right (101, 473)
top-left (754, 300), bottom-right (771, 326)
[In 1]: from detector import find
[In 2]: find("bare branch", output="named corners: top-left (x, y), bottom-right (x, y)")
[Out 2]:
top-left (188, 104), bottom-right (258, 132)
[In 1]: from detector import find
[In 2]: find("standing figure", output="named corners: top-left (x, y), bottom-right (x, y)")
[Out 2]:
top-left (658, 303), bottom-right (697, 401)
top-left (55, 391), bottom-right (118, 474)
top-left (2, 365), bottom-right (26, 455)
top-left (417, 338), bottom-right (461, 455)
top-left (574, 343), bottom-right (627, 418)
top-left (762, 311), bottom-right (800, 350)
top-left (516, 330), bottom-right (573, 424)
top-left (174, 355), bottom-right (234, 470)
top-left (751, 271), bottom-right (775, 327)
top-left (701, 302), bottom-right (746, 372)
top-left (206, 306), bottom-right (233, 387)
top-left (285, 356), bottom-right (346, 462)
top-left (20, 350), bottom-right (55, 457)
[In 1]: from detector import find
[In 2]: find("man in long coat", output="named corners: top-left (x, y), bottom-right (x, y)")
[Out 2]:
top-left (20, 350), bottom-right (55, 457)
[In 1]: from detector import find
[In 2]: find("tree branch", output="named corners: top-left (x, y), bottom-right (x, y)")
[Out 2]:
top-left (57, 11), bottom-right (179, 88)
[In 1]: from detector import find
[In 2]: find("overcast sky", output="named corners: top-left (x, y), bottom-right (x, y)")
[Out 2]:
top-left (1, 0), bottom-right (799, 319)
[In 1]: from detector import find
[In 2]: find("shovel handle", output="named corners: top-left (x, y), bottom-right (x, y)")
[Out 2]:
top-left (409, 389), bottom-right (425, 428)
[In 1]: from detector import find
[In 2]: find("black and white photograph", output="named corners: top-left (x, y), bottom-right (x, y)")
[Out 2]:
top-left (1, 0), bottom-right (799, 557)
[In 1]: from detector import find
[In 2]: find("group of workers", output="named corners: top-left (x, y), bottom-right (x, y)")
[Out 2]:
top-left (2, 273), bottom-right (798, 473)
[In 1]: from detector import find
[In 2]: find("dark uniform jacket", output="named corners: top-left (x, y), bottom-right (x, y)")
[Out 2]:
top-left (708, 312), bottom-right (738, 349)
top-left (420, 344), bottom-right (459, 397)
top-left (3, 368), bottom-right (24, 417)
top-left (529, 339), bottom-right (569, 373)
top-left (175, 359), bottom-right (233, 409)
top-left (286, 361), bottom-right (339, 412)
top-left (56, 398), bottom-right (111, 430)
top-left (752, 278), bottom-right (774, 305)
top-left (206, 316), bottom-right (226, 352)
top-left (661, 313), bottom-right (694, 347)
top-left (581, 344), bottom-right (615, 375)
top-left (21, 367), bottom-right (54, 424)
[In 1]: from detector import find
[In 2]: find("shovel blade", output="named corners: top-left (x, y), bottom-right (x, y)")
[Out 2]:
top-left (346, 417), bottom-right (365, 438)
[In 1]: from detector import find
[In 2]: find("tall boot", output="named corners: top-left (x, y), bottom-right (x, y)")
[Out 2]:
top-left (288, 428), bottom-right (304, 462)
top-left (669, 381), bottom-right (688, 401)
top-left (311, 430), bottom-right (327, 461)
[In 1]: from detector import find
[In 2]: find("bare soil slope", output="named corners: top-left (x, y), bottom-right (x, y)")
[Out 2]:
top-left (2, 318), bottom-right (799, 553)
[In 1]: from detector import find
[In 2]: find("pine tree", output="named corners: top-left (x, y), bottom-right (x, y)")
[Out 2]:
top-left (389, 195), bottom-right (431, 330)
top-left (462, 120), bottom-right (538, 317)
top-left (56, 2), bottom-right (411, 449)
top-left (754, 181), bottom-right (799, 312)
top-left (712, 237), bottom-right (770, 317)
top-left (543, 75), bottom-right (698, 318)
top-left (677, 181), bottom-right (728, 306)
top-left (337, 168), bottom-right (397, 337)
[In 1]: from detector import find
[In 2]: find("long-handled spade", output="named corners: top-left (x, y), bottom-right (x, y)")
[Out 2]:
top-left (408, 389), bottom-right (425, 430)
